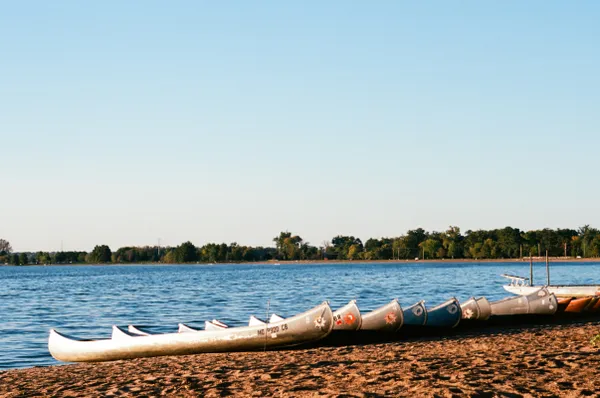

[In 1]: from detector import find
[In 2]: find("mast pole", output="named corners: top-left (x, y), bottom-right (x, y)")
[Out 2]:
top-left (546, 250), bottom-right (550, 286)
top-left (529, 254), bottom-right (533, 286)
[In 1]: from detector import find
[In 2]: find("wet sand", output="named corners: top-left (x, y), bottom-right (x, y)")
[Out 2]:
top-left (1, 321), bottom-right (599, 397)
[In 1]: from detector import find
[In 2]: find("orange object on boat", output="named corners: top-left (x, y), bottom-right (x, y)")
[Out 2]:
top-left (564, 297), bottom-right (593, 313)
top-left (556, 297), bottom-right (573, 312)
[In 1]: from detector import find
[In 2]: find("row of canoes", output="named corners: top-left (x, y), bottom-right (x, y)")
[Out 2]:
top-left (48, 288), bottom-right (597, 363)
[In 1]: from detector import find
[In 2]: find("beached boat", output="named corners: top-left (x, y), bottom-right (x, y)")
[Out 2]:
top-left (248, 314), bottom-right (285, 326)
top-left (590, 297), bottom-right (600, 313)
top-left (425, 298), bottom-right (461, 327)
top-left (358, 299), bottom-right (404, 332)
top-left (127, 325), bottom-right (150, 336)
top-left (402, 301), bottom-right (427, 325)
top-left (460, 297), bottom-right (480, 320)
top-left (490, 288), bottom-right (557, 316)
top-left (502, 274), bottom-right (600, 298)
top-left (475, 297), bottom-right (492, 321)
top-left (332, 300), bottom-right (362, 331)
top-left (48, 302), bottom-right (334, 363)
top-left (564, 297), bottom-right (593, 313)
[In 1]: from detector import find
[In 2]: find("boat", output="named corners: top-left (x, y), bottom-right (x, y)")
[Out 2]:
top-left (424, 298), bottom-right (461, 327)
top-left (402, 301), bottom-right (427, 325)
top-left (460, 297), bottom-right (480, 320)
top-left (358, 299), bottom-right (403, 332)
top-left (502, 273), bottom-right (600, 298)
top-left (332, 300), bottom-right (362, 331)
top-left (490, 288), bottom-right (557, 316)
top-left (127, 325), bottom-right (151, 336)
top-left (48, 302), bottom-right (334, 363)
top-left (248, 314), bottom-right (285, 326)
top-left (475, 297), bottom-right (492, 320)
top-left (564, 297), bottom-right (593, 313)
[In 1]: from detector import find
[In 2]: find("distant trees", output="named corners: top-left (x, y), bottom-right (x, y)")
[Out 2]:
top-left (2, 224), bottom-right (600, 267)
top-left (88, 245), bottom-right (112, 263)
top-left (0, 239), bottom-right (11, 255)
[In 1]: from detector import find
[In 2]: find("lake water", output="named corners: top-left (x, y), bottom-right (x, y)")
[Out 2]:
top-left (1, 261), bottom-right (598, 370)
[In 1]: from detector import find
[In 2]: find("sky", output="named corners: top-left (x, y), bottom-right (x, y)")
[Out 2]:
top-left (1, 1), bottom-right (599, 252)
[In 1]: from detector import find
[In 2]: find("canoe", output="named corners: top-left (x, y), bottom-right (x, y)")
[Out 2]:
top-left (128, 325), bottom-right (150, 336)
top-left (491, 288), bottom-right (557, 316)
top-left (425, 298), bottom-right (461, 328)
top-left (475, 297), bottom-right (491, 321)
top-left (460, 297), bottom-right (480, 320)
top-left (177, 320), bottom-right (227, 333)
top-left (248, 314), bottom-right (285, 326)
top-left (564, 297), bottom-right (593, 313)
top-left (526, 288), bottom-right (558, 315)
top-left (358, 299), bottom-right (403, 332)
top-left (556, 297), bottom-right (573, 312)
top-left (490, 295), bottom-right (529, 316)
top-left (48, 302), bottom-right (334, 362)
top-left (402, 301), bottom-right (427, 325)
top-left (332, 300), bottom-right (362, 331)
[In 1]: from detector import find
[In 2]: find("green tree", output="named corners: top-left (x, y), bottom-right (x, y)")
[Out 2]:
top-left (89, 245), bottom-right (112, 263)
top-left (19, 253), bottom-right (29, 265)
top-left (175, 241), bottom-right (199, 263)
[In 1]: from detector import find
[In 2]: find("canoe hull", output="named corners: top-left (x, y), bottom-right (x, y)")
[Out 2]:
top-left (402, 301), bottom-right (427, 326)
top-left (359, 299), bottom-right (404, 332)
top-left (425, 298), bottom-right (461, 328)
top-left (332, 300), bottom-right (362, 331)
top-left (48, 302), bottom-right (333, 363)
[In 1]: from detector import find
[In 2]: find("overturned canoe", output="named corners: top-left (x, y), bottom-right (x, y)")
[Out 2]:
top-left (425, 298), bottom-right (461, 328)
top-left (402, 301), bottom-right (427, 325)
top-left (359, 299), bottom-right (403, 332)
top-left (332, 300), bottom-right (362, 331)
top-left (48, 302), bottom-right (334, 363)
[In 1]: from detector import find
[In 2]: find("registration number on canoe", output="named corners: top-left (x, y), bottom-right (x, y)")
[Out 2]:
top-left (257, 324), bottom-right (288, 335)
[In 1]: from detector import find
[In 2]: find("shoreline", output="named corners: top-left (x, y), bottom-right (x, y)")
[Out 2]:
top-left (2, 321), bottom-right (599, 397)
top-left (4, 256), bottom-right (600, 267)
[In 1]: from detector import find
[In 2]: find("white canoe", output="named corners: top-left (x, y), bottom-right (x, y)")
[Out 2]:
top-left (359, 299), bottom-right (404, 332)
top-left (249, 314), bottom-right (285, 326)
top-left (332, 300), bottom-right (362, 331)
top-left (48, 302), bottom-right (333, 362)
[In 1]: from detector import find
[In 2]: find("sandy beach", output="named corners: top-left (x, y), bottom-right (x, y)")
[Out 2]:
top-left (2, 321), bottom-right (599, 397)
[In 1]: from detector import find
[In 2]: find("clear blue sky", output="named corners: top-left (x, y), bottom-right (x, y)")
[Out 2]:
top-left (2, 1), bottom-right (599, 252)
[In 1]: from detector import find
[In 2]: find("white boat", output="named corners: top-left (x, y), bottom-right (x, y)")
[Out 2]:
top-left (48, 302), bottom-right (334, 362)
top-left (502, 274), bottom-right (600, 298)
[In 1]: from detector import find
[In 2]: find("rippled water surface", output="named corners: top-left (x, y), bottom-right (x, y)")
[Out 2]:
top-left (1, 261), bottom-right (598, 370)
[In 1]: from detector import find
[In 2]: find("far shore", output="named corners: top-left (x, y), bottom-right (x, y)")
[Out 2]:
top-left (3, 256), bottom-right (600, 267)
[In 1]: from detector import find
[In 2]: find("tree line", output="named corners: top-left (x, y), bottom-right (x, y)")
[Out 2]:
top-left (1, 225), bottom-right (600, 265)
